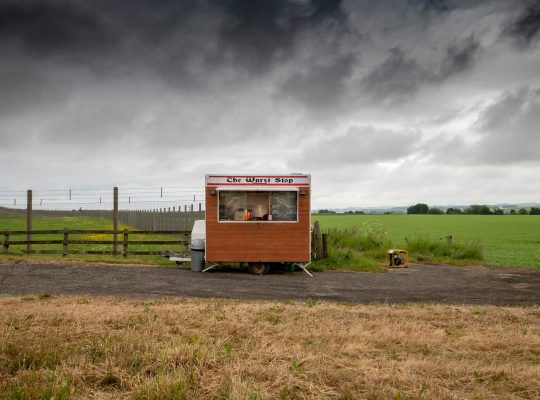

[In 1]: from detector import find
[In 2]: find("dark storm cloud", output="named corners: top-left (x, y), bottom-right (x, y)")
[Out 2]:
top-left (214, 0), bottom-right (347, 72)
top-left (0, 0), bottom-right (213, 60)
top-left (0, 59), bottom-right (58, 115)
top-left (0, 0), bottom-right (211, 120)
top-left (0, 0), bottom-right (352, 91)
top-left (0, 1), bottom-right (114, 57)
top-left (427, 86), bottom-right (540, 165)
top-left (279, 53), bottom-right (357, 110)
top-left (408, 0), bottom-right (453, 14)
top-left (293, 125), bottom-right (421, 168)
top-left (439, 35), bottom-right (480, 78)
top-left (361, 48), bottom-right (430, 102)
top-left (504, 2), bottom-right (540, 48)
top-left (407, 0), bottom-right (493, 14)
top-left (473, 86), bottom-right (540, 163)
top-left (361, 36), bottom-right (480, 103)
top-left (0, 0), bottom-right (349, 74)
top-left (1, 0), bottom-right (540, 206)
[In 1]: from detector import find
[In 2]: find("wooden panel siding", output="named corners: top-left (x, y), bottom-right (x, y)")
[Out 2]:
top-left (205, 187), bottom-right (310, 262)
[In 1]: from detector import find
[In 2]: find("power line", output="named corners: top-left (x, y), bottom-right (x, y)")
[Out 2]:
top-left (2, 186), bottom-right (203, 192)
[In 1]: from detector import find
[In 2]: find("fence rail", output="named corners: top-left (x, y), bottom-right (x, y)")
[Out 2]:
top-left (2, 229), bottom-right (190, 257)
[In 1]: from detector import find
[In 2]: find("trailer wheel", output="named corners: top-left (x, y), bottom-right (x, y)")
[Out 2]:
top-left (248, 262), bottom-right (270, 275)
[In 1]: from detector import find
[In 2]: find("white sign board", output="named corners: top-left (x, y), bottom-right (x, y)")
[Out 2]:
top-left (206, 174), bottom-right (310, 187)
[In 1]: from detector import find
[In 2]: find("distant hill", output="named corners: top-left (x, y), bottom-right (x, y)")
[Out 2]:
top-left (314, 203), bottom-right (540, 214)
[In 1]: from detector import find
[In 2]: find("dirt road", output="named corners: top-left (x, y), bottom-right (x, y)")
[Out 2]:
top-left (0, 262), bottom-right (539, 305)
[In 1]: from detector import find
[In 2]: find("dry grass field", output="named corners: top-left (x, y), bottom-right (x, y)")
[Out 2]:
top-left (1, 296), bottom-right (539, 400)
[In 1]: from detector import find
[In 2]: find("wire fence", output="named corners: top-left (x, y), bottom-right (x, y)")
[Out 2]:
top-left (0, 186), bottom-right (206, 231)
top-left (0, 186), bottom-right (205, 212)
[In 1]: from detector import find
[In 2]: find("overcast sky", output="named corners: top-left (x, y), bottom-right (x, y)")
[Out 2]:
top-left (1, 0), bottom-right (539, 208)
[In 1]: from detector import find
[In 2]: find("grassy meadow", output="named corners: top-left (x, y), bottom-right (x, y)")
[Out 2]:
top-left (0, 295), bottom-right (539, 399)
top-left (314, 214), bottom-right (540, 268)
top-left (0, 216), bottom-right (186, 266)
top-left (1, 214), bottom-right (539, 269)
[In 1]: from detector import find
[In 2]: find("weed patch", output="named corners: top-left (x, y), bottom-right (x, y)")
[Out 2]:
top-left (405, 235), bottom-right (484, 264)
top-left (312, 226), bottom-right (484, 271)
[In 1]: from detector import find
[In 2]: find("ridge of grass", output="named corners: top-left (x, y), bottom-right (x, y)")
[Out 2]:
top-left (313, 224), bottom-right (484, 272)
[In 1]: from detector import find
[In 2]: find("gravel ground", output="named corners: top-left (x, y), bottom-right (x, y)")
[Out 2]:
top-left (0, 262), bottom-right (539, 305)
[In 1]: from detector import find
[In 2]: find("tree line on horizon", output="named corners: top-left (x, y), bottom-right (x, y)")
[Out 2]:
top-left (313, 205), bottom-right (540, 215)
top-left (407, 203), bottom-right (540, 215)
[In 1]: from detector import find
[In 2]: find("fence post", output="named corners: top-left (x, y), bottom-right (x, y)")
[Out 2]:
top-left (123, 229), bottom-right (128, 257)
top-left (317, 227), bottom-right (324, 260)
top-left (113, 186), bottom-right (118, 255)
top-left (27, 189), bottom-right (32, 253)
top-left (322, 233), bottom-right (328, 259)
top-left (63, 228), bottom-right (68, 256)
top-left (312, 221), bottom-right (323, 260)
top-left (311, 225), bottom-right (315, 259)
top-left (3, 230), bottom-right (9, 253)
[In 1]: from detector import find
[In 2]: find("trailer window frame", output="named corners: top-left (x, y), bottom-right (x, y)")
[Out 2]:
top-left (216, 188), bottom-right (299, 223)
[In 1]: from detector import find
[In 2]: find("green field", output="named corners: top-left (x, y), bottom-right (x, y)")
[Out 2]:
top-left (1, 216), bottom-right (117, 231)
top-left (2, 214), bottom-right (539, 269)
top-left (313, 214), bottom-right (540, 268)
top-left (0, 216), bottom-right (187, 265)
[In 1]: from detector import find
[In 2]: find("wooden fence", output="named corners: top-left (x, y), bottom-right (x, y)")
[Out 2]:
top-left (2, 229), bottom-right (190, 257)
top-left (3, 227), bottom-right (328, 260)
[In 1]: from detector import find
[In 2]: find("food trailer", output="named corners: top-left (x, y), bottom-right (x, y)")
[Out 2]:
top-left (204, 174), bottom-right (311, 275)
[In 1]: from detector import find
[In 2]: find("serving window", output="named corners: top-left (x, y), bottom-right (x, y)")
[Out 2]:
top-left (218, 190), bottom-right (298, 222)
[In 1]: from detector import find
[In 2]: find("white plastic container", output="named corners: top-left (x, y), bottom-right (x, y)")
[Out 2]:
top-left (190, 220), bottom-right (206, 272)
